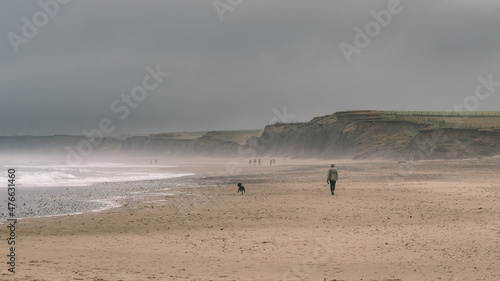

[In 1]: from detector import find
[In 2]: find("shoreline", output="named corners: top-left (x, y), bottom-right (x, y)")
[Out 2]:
top-left (5, 157), bottom-right (500, 280)
top-left (1, 177), bottom-right (197, 221)
top-left (7, 155), bottom-right (497, 221)
top-left (0, 164), bottom-right (199, 221)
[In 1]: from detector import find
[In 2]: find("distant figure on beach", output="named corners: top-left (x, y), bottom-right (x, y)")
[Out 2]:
top-left (249, 159), bottom-right (252, 166)
top-left (270, 159), bottom-right (273, 166)
top-left (273, 159), bottom-right (276, 165)
top-left (327, 164), bottom-right (338, 195)
top-left (258, 159), bottom-right (261, 166)
top-left (237, 183), bottom-right (245, 195)
top-left (155, 159), bottom-right (157, 165)
top-left (253, 159), bottom-right (257, 166)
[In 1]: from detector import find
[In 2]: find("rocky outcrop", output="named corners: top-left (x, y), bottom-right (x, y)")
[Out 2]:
top-left (244, 110), bottom-right (500, 160)
top-left (1, 111), bottom-right (499, 160)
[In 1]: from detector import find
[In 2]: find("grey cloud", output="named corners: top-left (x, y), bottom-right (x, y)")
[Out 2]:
top-left (1, 0), bottom-right (499, 136)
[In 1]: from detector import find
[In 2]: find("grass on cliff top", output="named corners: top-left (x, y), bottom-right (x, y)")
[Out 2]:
top-left (153, 131), bottom-right (206, 140)
top-left (203, 130), bottom-right (262, 143)
top-left (379, 111), bottom-right (500, 129)
top-left (154, 130), bottom-right (262, 143)
top-left (381, 111), bottom-right (500, 117)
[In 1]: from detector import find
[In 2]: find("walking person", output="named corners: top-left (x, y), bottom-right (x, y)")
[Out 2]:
top-left (327, 164), bottom-right (338, 195)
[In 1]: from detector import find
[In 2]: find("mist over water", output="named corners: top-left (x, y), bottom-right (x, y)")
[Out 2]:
top-left (0, 156), bottom-right (194, 219)
top-left (0, 160), bottom-right (192, 188)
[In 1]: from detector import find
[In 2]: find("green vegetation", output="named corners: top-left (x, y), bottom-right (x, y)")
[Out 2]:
top-left (380, 111), bottom-right (500, 130)
top-left (154, 131), bottom-right (207, 140)
top-left (154, 130), bottom-right (262, 143)
top-left (204, 130), bottom-right (262, 143)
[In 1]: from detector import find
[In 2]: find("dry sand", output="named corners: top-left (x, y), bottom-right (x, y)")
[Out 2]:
top-left (2, 157), bottom-right (500, 281)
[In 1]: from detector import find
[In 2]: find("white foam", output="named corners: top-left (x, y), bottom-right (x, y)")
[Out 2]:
top-left (88, 199), bottom-right (122, 212)
top-left (0, 161), bottom-right (193, 188)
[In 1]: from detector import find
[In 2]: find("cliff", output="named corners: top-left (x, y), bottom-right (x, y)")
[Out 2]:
top-left (1, 111), bottom-right (499, 160)
top-left (244, 110), bottom-right (500, 160)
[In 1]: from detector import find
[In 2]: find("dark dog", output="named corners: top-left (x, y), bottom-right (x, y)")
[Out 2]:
top-left (237, 183), bottom-right (245, 195)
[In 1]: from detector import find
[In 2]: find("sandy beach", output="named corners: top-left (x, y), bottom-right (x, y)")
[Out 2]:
top-left (3, 157), bottom-right (500, 281)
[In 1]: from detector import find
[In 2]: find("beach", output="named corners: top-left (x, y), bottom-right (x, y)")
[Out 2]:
top-left (3, 157), bottom-right (500, 281)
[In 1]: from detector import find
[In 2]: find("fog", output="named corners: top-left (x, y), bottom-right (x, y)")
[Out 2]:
top-left (1, 0), bottom-right (500, 136)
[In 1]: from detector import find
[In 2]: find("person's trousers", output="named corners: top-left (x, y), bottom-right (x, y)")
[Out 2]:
top-left (330, 181), bottom-right (336, 193)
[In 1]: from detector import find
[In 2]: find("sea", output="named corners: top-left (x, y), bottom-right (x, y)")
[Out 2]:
top-left (0, 160), bottom-right (194, 219)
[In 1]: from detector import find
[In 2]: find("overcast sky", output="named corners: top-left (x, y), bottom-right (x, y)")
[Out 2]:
top-left (1, 0), bottom-right (500, 136)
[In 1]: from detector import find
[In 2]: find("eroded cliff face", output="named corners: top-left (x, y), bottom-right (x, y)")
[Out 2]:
top-left (118, 130), bottom-right (256, 156)
top-left (1, 111), bottom-right (499, 160)
top-left (244, 111), bottom-right (500, 160)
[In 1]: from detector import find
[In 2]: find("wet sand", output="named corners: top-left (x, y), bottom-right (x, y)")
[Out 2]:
top-left (3, 157), bottom-right (500, 281)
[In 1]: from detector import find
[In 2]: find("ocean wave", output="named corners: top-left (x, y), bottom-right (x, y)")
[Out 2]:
top-left (0, 161), bottom-right (192, 188)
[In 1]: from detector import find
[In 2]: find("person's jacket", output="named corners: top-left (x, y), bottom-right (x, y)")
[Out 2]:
top-left (327, 168), bottom-right (338, 181)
